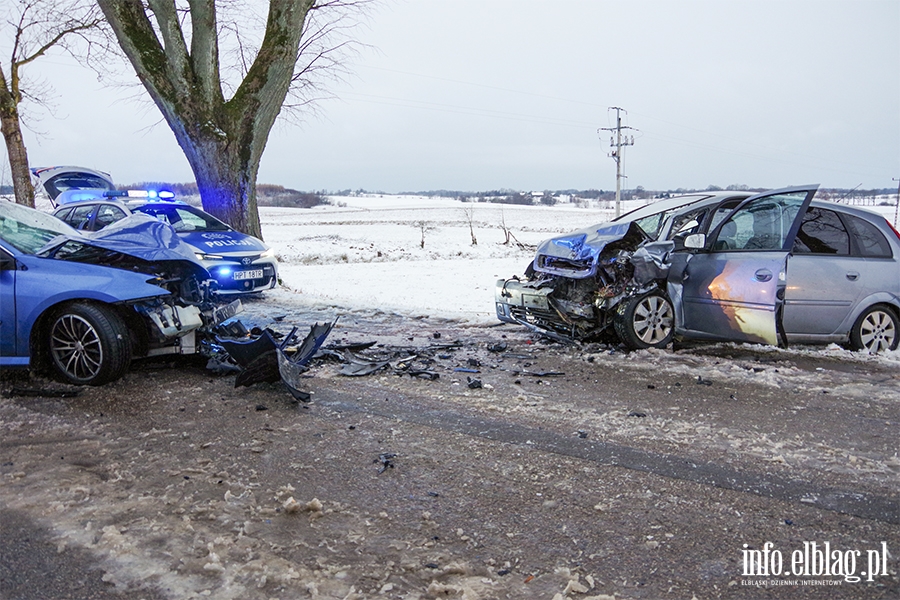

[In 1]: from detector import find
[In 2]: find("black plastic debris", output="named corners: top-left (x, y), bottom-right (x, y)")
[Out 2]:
top-left (375, 452), bottom-right (397, 473)
top-left (339, 353), bottom-right (391, 376)
top-left (231, 321), bottom-right (335, 403)
top-left (8, 386), bottom-right (82, 398)
top-left (277, 322), bottom-right (335, 401)
top-left (217, 330), bottom-right (277, 367)
top-left (487, 342), bottom-right (508, 353)
top-left (577, 430), bottom-right (589, 439)
top-left (696, 375), bottom-right (713, 386)
top-left (467, 377), bottom-right (483, 389)
top-left (627, 411), bottom-right (648, 418)
top-left (520, 370), bottom-right (564, 377)
top-left (255, 404), bottom-right (268, 411)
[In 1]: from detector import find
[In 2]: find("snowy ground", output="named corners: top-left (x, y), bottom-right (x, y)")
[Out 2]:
top-left (260, 195), bottom-right (625, 324)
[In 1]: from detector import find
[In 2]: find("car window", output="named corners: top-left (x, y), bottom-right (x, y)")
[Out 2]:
top-left (669, 208), bottom-right (707, 238)
top-left (706, 200), bottom-right (743, 233)
top-left (792, 207), bottom-right (849, 255)
top-left (0, 203), bottom-right (75, 254)
top-left (134, 205), bottom-right (230, 232)
top-left (95, 205), bottom-right (127, 229)
top-left (67, 205), bottom-right (96, 231)
top-left (44, 172), bottom-right (115, 200)
top-left (845, 214), bottom-right (893, 258)
top-left (713, 192), bottom-right (808, 251)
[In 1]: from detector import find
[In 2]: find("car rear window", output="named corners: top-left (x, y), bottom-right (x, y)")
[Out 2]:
top-left (845, 214), bottom-right (893, 258)
top-left (44, 173), bottom-right (115, 200)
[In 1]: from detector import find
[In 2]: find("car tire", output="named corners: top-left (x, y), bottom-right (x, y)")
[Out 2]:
top-left (614, 291), bottom-right (675, 350)
top-left (48, 303), bottom-right (132, 385)
top-left (849, 304), bottom-right (899, 353)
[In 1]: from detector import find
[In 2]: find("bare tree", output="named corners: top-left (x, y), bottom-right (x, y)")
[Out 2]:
top-left (461, 205), bottom-right (477, 245)
top-left (97, 0), bottom-right (367, 239)
top-left (413, 220), bottom-right (434, 249)
top-left (1, 0), bottom-right (107, 207)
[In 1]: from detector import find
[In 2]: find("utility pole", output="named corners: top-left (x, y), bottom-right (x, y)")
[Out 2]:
top-left (893, 178), bottom-right (900, 227)
top-left (599, 107), bottom-right (636, 217)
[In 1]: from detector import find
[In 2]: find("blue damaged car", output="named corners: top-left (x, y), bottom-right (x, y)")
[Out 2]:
top-left (1, 200), bottom-right (239, 385)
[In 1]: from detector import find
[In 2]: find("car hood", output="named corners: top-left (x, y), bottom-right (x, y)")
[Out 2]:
top-left (80, 214), bottom-right (206, 266)
top-left (180, 230), bottom-right (268, 254)
top-left (533, 221), bottom-right (649, 278)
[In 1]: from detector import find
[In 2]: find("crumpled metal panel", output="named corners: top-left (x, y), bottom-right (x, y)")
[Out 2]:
top-left (85, 214), bottom-right (204, 265)
top-left (631, 240), bottom-right (675, 286)
top-left (534, 221), bottom-right (648, 278)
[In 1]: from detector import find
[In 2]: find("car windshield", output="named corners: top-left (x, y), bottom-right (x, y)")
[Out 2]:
top-left (44, 172), bottom-right (115, 200)
top-left (133, 204), bottom-right (231, 232)
top-left (0, 201), bottom-right (78, 254)
top-left (613, 195), bottom-right (708, 240)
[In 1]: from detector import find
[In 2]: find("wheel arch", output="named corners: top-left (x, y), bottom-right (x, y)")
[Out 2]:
top-left (29, 299), bottom-right (148, 375)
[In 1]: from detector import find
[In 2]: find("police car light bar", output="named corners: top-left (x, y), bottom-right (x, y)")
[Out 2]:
top-left (103, 190), bottom-right (176, 200)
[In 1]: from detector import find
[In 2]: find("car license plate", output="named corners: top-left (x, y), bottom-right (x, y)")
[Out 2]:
top-left (233, 269), bottom-right (263, 281)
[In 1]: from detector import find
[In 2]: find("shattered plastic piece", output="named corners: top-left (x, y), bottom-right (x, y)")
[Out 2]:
top-left (234, 349), bottom-right (280, 388)
top-left (454, 368), bottom-right (480, 373)
top-left (487, 342), bottom-right (508, 352)
top-left (216, 329), bottom-right (277, 367)
top-left (277, 322), bottom-right (335, 401)
top-left (521, 370), bottom-right (564, 377)
top-left (627, 411), bottom-right (648, 418)
top-left (375, 453), bottom-right (397, 473)
top-left (467, 377), bottom-right (483, 389)
top-left (339, 356), bottom-right (391, 376)
top-left (696, 375), bottom-right (713, 386)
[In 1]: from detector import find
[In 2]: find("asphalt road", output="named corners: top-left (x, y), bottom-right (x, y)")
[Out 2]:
top-left (1, 316), bottom-right (898, 599)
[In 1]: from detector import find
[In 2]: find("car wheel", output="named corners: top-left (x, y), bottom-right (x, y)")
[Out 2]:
top-left (614, 291), bottom-right (675, 350)
top-left (849, 305), bottom-right (899, 353)
top-left (48, 303), bottom-right (132, 385)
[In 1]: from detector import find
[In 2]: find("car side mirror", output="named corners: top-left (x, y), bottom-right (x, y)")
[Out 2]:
top-left (683, 233), bottom-right (706, 250)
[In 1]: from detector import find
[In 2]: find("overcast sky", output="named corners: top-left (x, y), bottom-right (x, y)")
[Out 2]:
top-left (4, 0), bottom-right (899, 193)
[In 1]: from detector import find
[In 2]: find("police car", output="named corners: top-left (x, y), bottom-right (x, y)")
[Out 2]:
top-left (40, 168), bottom-right (278, 295)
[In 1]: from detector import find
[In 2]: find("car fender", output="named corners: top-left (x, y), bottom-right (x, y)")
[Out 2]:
top-left (13, 256), bottom-right (171, 357)
top-left (837, 292), bottom-right (900, 336)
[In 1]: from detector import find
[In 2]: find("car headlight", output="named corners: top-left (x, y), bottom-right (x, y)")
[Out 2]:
top-left (195, 252), bottom-right (225, 260)
top-left (260, 248), bottom-right (275, 259)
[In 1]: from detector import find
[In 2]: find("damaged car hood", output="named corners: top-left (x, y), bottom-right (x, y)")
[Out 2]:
top-left (81, 214), bottom-right (206, 266)
top-left (533, 221), bottom-right (650, 278)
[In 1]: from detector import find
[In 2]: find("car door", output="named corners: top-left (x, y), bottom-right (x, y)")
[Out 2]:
top-left (670, 186), bottom-right (817, 346)
top-left (0, 249), bottom-right (17, 357)
top-left (782, 206), bottom-right (862, 337)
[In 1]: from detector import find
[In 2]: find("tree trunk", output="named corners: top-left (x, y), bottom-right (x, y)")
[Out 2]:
top-left (98, 0), bottom-right (315, 240)
top-left (0, 92), bottom-right (35, 207)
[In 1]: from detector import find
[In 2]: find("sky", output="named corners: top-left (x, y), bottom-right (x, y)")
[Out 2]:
top-left (3, 0), bottom-right (899, 193)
